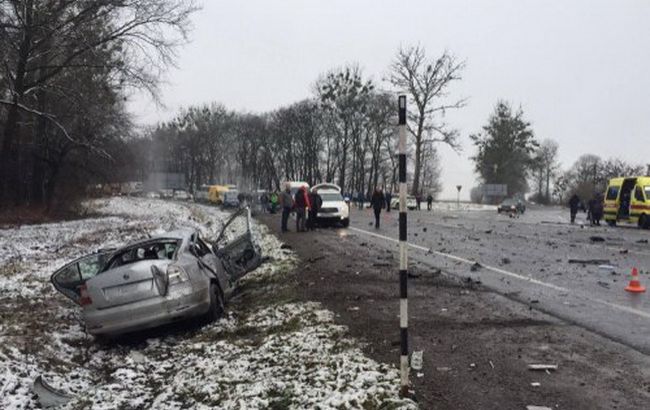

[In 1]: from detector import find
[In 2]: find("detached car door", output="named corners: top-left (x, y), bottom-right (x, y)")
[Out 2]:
top-left (50, 250), bottom-right (114, 304)
top-left (214, 207), bottom-right (262, 281)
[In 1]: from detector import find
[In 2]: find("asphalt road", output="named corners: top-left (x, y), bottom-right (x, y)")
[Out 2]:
top-left (345, 204), bottom-right (650, 355)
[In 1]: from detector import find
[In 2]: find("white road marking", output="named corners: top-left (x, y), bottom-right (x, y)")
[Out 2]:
top-left (349, 226), bottom-right (650, 320)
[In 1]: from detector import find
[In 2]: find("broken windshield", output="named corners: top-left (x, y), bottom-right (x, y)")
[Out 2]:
top-left (105, 239), bottom-right (181, 270)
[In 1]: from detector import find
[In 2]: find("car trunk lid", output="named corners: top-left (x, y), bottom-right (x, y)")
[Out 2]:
top-left (85, 260), bottom-right (170, 309)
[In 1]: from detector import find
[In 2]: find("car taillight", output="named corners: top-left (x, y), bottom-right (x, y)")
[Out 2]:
top-left (151, 265), bottom-right (169, 296)
top-left (79, 284), bottom-right (92, 306)
top-left (167, 264), bottom-right (189, 285)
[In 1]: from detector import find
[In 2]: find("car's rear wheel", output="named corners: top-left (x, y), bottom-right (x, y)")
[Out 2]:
top-left (639, 214), bottom-right (649, 229)
top-left (204, 283), bottom-right (224, 323)
top-left (606, 219), bottom-right (616, 227)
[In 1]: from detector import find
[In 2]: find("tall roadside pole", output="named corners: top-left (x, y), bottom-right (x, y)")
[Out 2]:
top-left (397, 95), bottom-right (409, 397)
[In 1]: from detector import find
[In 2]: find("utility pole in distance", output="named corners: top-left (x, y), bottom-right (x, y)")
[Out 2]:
top-left (397, 95), bottom-right (409, 397)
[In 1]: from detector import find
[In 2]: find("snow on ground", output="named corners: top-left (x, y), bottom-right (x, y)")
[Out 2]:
top-left (0, 197), bottom-right (416, 409)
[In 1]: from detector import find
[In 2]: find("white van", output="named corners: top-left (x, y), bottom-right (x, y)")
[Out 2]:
top-left (312, 183), bottom-right (350, 227)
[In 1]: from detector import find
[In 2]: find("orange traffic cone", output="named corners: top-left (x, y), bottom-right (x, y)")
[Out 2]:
top-left (625, 268), bottom-right (646, 293)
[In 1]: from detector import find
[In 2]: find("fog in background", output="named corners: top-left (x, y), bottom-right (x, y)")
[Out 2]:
top-left (129, 0), bottom-right (650, 199)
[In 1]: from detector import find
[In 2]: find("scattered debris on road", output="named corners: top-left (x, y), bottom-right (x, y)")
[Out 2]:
top-left (411, 351), bottom-right (423, 370)
top-left (527, 364), bottom-right (558, 371)
top-left (470, 262), bottom-right (482, 271)
top-left (589, 236), bottom-right (605, 242)
top-left (568, 258), bottom-right (610, 265)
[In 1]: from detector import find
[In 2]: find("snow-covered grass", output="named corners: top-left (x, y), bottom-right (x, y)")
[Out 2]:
top-left (0, 197), bottom-right (416, 409)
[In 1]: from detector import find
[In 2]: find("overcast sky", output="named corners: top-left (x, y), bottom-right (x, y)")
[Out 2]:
top-left (129, 0), bottom-right (650, 199)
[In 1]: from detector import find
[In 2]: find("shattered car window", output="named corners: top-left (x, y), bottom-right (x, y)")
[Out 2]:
top-left (56, 265), bottom-right (81, 287)
top-left (106, 239), bottom-right (181, 270)
top-left (79, 258), bottom-right (105, 280)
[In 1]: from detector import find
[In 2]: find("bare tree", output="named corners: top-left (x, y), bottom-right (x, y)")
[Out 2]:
top-left (0, 0), bottom-right (198, 205)
top-left (530, 139), bottom-right (560, 204)
top-left (389, 45), bottom-right (465, 195)
top-left (316, 65), bottom-right (373, 192)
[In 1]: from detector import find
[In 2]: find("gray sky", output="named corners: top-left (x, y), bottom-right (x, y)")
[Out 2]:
top-left (130, 0), bottom-right (650, 199)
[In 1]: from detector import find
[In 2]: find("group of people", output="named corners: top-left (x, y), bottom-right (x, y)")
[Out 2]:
top-left (278, 185), bottom-right (323, 232)
top-left (416, 194), bottom-right (435, 211)
top-left (568, 192), bottom-right (604, 226)
top-left (259, 192), bottom-right (279, 213)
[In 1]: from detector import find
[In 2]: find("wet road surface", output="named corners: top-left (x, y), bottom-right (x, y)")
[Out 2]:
top-left (345, 204), bottom-right (650, 354)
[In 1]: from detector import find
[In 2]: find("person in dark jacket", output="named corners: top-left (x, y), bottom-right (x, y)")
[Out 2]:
top-left (569, 193), bottom-right (581, 224)
top-left (370, 188), bottom-right (385, 229)
top-left (294, 186), bottom-right (311, 232)
top-left (357, 191), bottom-right (365, 210)
top-left (426, 194), bottom-right (433, 211)
top-left (385, 191), bottom-right (392, 212)
top-left (279, 187), bottom-right (293, 232)
top-left (415, 193), bottom-right (422, 210)
top-left (307, 190), bottom-right (322, 230)
top-left (589, 193), bottom-right (604, 226)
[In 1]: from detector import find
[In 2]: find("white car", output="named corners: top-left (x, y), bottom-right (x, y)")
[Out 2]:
top-left (312, 183), bottom-right (350, 227)
top-left (391, 195), bottom-right (417, 210)
top-left (173, 190), bottom-right (192, 201)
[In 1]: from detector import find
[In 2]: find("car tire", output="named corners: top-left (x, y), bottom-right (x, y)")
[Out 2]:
top-left (341, 218), bottom-right (350, 228)
top-left (639, 214), bottom-right (649, 229)
top-left (204, 283), bottom-right (224, 323)
top-left (606, 220), bottom-right (616, 227)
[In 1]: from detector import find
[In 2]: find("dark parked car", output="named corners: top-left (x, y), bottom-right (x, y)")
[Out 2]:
top-left (498, 198), bottom-right (525, 214)
top-left (51, 208), bottom-right (261, 338)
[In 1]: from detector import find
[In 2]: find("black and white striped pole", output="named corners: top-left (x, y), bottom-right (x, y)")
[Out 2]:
top-left (397, 95), bottom-right (409, 397)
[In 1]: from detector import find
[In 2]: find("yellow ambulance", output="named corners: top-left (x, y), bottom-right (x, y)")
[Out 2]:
top-left (603, 176), bottom-right (650, 228)
top-left (207, 185), bottom-right (229, 205)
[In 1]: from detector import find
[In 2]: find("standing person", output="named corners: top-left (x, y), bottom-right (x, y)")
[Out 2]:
top-left (371, 188), bottom-right (385, 229)
top-left (294, 186), bottom-right (311, 232)
top-left (385, 191), bottom-right (392, 212)
top-left (260, 192), bottom-right (269, 213)
top-left (591, 193), bottom-right (604, 226)
top-left (569, 193), bottom-right (581, 224)
top-left (280, 186), bottom-right (293, 232)
top-left (269, 191), bottom-right (279, 214)
top-left (307, 189), bottom-right (322, 230)
top-left (415, 193), bottom-right (422, 211)
top-left (426, 194), bottom-right (433, 211)
top-left (358, 191), bottom-right (365, 210)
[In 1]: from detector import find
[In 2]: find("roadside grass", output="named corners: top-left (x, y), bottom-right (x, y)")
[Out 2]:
top-left (0, 198), bottom-right (417, 409)
top-left (0, 261), bottom-right (23, 277)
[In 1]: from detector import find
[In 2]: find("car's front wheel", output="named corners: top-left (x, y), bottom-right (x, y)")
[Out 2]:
top-left (341, 218), bottom-right (350, 228)
top-left (204, 283), bottom-right (224, 323)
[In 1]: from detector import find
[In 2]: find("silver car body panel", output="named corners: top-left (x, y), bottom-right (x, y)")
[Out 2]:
top-left (51, 209), bottom-right (261, 336)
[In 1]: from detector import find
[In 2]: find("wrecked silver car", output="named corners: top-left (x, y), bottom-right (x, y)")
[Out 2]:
top-left (51, 208), bottom-right (261, 337)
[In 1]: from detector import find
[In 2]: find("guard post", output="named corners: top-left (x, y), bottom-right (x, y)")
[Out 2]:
top-left (397, 95), bottom-right (409, 397)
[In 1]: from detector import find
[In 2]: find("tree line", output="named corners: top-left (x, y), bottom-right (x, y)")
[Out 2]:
top-left (0, 0), bottom-right (197, 210)
top-left (132, 46), bottom-right (464, 199)
top-left (469, 101), bottom-right (648, 204)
